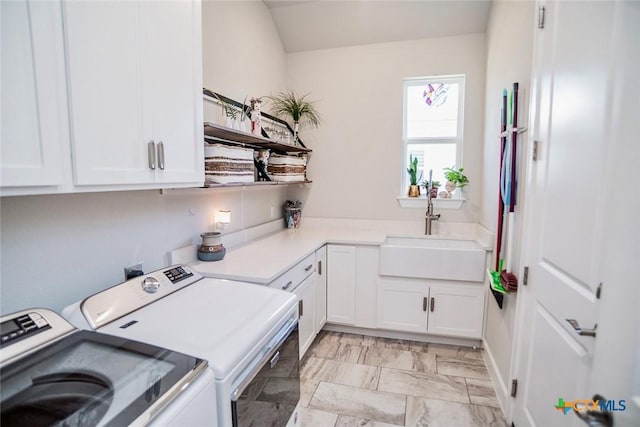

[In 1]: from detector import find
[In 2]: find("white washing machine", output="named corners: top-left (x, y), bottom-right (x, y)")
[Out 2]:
top-left (0, 308), bottom-right (217, 427)
top-left (63, 265), bottom-right (301, 427)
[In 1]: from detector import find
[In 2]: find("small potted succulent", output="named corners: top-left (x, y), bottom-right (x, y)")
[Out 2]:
top-left (407, 155), bottom-right (423, 197)
top-left (423, 180), bottom-right (441, 198)
top-left (443, 166), bottom-right (469, 197)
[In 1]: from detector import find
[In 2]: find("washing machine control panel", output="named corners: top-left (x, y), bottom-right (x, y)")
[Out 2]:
top-left (0, 312), bottom-right (51, 347)
top-left (163, 266), bottom-right (194, 284)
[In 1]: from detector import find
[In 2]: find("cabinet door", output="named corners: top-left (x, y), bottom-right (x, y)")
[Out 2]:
top-left (427, 284), bottom-right (484, 338)
top-left (314, 246), bottom-right (327, 332)
top-left (1, 1), bottom-right (67, 189)
top-left (295, 274), bottom-right (316, 359)
top-left (63, 1), bottom-right (154, 186)
top-left (139, 1), bottom-right (203, 185)
top-left (377, 280), bottom-right (428, 333)
top-left (326, 245), bottom-right (356, 325)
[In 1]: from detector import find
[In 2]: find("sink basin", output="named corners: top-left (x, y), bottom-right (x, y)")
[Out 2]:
top-left (379, 237), bottom-right (486, 282)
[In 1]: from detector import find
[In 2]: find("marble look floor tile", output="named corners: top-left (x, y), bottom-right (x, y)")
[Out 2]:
top-left (298, 406), bottom-right (339, 426)
top-left (465, 378), bottom-right (501, 408)
top-left (301, 357), bottom-right (339, 383)
top-left (335, 343), bottom-right (363, 363)
top-left (335, 415), bottom-right (401, 427)
top-left (405, 396), bottom-right (507, 427)
top-left (302, 357), bottom-right (380, 390)
top-left (407, 341), bottom-right (430, 353)
top-left (337, 333), bottom-right (378, 347)
top-left (374, 337), bottom-right (411, 351)
top-left (378, 368), bottom-right (469, 403)
top-left (308, 339), bottom-right (341, 359)
top-left (300, 380), bottom-right (320, 407)
top-left (358, 347), bottom-right (437, 374)
top-left (332, 361), bottom-right (380, 390)
top-left (309, 382), bottom-right (406, 426)
top-left (427, 343), bottom-right (484, 361)
top-left (436, 357), bottom-right (490, 380)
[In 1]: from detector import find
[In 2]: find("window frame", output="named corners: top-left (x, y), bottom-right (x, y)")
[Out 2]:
top-left (401, 75), bottom-right (466, 197)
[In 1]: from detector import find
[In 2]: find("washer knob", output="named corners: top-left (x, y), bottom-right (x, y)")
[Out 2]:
top-left (141, 276), bottom-right (160, 293)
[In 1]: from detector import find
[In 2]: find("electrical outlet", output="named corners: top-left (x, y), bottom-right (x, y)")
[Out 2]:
top-left (124, 263), bottom-right (143, 280)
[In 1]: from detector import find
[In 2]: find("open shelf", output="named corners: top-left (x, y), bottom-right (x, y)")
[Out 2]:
top-left (204, 123), bottom-right (311, 155)
top-left (160, 180), bottom-right (312, 195)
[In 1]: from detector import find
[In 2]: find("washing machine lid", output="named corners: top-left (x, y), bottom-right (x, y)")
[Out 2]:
top-left (0, 329), bottom-right (208, 427)
top-left (96, 278), bottom-right (297, 380)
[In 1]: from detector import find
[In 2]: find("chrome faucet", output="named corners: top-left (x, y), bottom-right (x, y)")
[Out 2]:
top-left (425, 181), bottom-right (440, 235)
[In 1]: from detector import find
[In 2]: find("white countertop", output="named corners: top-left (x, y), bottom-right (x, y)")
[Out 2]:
top-left (192, 218), bottom-right (493, 285)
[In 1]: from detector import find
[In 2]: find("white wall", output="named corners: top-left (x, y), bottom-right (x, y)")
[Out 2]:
top-left (0, 1), bottom-right (287, 315)
top-left (285, 34), bottom-right (486, 223)
top-left (201, 0), bottom-right (286, 119)
top-left (480, 0), bottom-right (534, 411)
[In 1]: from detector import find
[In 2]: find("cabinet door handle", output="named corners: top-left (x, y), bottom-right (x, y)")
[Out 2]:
top-left (318, 260), bottom-right (322, 275)
top-left (148, 140), bottom-right (156, 170)
top-left (423, 297), bottom-right (428, 312)
top-left (305, 264), bottom-right (313, 272)
top-left (157, 141), bottom-right (165, 170)
top-left (299, 300), bottom-right (303, 317)
top-left (282, 281), bottom-right (293, 290)
top-left (430, 297), bottom-right (435, 312)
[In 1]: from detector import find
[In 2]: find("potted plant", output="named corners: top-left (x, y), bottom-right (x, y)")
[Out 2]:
top-left (443, 166), bottom-right (469, 196)
top-left (407, 155), bottom-right (422, 197)
top-left (267, 90), bottom-right (321, 144)
top-left (423, 180), bottom-right (441, 198)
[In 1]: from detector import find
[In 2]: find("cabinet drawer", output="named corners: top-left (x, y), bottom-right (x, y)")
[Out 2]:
top-left (268, 253), bottom-right (316, 292)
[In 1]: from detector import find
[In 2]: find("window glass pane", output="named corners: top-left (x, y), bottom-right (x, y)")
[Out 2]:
top-left (406, 83), bottom-right (459, 138)
top-left (407, 143), bottom-right (456, 186)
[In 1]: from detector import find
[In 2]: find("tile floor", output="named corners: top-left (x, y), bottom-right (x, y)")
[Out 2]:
top-left (298, 331), bottom-right (507, 427)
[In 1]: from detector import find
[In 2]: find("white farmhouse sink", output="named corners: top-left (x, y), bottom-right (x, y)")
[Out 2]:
top-left (379, 237), bottom-right (486, 282)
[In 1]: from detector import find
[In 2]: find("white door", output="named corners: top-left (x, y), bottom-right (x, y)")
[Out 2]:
top-left (315, 246), bottom-right (327, 332)
top-left (1, 1), bottom-right (67, 188)
top-left (512, 1), bottom-right (639, 426)
top-left (326, 245), bottom-right (356, 325)
top-left (295, 274), bottom-right (316, 359)
top-left (427, 283), bottom-right (484, 339)
top-left (377, 279), bottom-right (428, 333)
top-left (63, 1), bottom-right (153, 186)
top-left (139, 0), bottom-right (203, 184)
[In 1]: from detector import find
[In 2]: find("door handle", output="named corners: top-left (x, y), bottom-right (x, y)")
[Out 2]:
top-left (305, 264), bottom-right (313, 272)
top-left (430, 297), bottom-right (435, 312)
top-left (148, 140), bottom-right (156, 170)
top-left (566, 319), bottom-right (597, 338)
top-left (573, 394), bottom-right (613, 427)
top-left (318, 260), bottom-right (322, 275)
top-left (423, 297), bottom-right (427, 312)
top-left (157, 141), bottom-right (165, 170)
top-left (282, 281), bottom-right (293, 290)
top-left (299, 300), bottom-right (303, 317)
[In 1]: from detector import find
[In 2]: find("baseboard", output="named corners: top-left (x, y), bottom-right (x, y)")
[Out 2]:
top-left (482, 338), bottom-right (510, 418)
top-left (324, 323), bottom-right (482, 348)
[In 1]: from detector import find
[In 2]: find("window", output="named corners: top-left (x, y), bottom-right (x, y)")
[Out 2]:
top-left (402, 75), bottom-right (465, 195)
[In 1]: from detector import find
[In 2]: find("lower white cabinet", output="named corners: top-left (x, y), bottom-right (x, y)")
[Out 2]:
top-left (377, 279), bottom-right (485, 339)
top-left (294, 274), bottom-right (316, 358)
top-left (314, 246), bottom-right (327, 332)
top-left (326, 245), bottom-right (356, 325)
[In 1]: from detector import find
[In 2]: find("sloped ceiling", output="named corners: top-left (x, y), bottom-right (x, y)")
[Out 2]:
top-left (264, 0), bottom-right (492, 53)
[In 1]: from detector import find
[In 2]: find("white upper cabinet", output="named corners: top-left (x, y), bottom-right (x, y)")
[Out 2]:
top-left (63, 1), bottom-right (204, 187)
top-left (1, 1), bottom-right (69, 190)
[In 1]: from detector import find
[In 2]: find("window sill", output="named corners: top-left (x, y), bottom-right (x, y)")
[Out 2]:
top-left (397, 196), bottom-right (465, 210)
